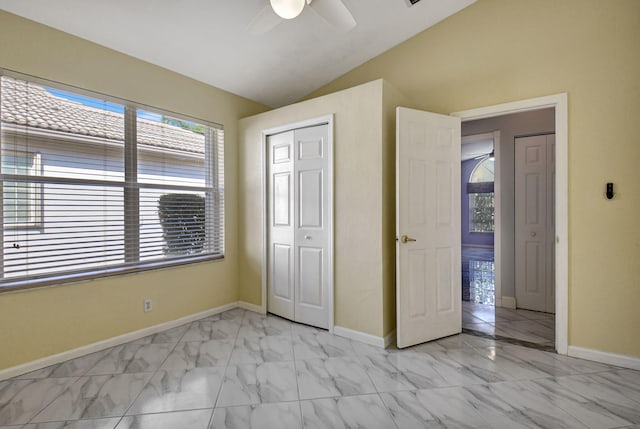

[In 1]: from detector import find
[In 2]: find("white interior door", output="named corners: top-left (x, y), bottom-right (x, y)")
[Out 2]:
top-left (267, 124), bottom-right (330, 329)
top-left (396, 107), bottom-right (461, 349)
top-left (515, 134), bottom-right (555, 313)
top-left (268, 131), bottom-right (295, 320)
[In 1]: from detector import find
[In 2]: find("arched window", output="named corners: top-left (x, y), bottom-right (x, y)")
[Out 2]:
top-left (470, 157), bottom-right (494, 183)
top-left (468, 157), bottom-right (494, 233)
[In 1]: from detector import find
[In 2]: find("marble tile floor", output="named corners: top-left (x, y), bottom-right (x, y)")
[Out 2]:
top-left (463, 301), bottom-right (556, 351)
top-left (2, 308), bottom-right (639, 428)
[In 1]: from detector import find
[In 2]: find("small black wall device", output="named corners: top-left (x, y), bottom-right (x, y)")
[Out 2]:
top-left (606, 183), bottom-right (614, 200)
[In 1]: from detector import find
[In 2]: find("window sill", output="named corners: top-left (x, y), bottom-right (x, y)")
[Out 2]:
top-left (0, 254), bottom-right (224, 294)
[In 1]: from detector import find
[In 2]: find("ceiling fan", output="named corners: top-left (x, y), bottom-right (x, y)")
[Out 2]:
top-left (248, 0), bottom-right (356, 34)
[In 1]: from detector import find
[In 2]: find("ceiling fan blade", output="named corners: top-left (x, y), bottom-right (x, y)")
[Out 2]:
top-left (309, 0), bottom-right (356, 32)
top-left (247, 4), bottom-right (284, 35)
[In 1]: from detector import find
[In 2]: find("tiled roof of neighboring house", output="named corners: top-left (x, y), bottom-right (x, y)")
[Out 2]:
top-left (0, 77), bottom-right (205, 154)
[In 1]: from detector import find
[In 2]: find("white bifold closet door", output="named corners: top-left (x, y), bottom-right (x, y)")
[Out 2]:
top-left (267, 124), bottom-right (329, 329)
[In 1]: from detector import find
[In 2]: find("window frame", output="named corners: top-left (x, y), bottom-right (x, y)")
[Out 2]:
top-left (0, 69), bottom-right (225, 293)
top-left (2, 150), bottom-right (43, 229)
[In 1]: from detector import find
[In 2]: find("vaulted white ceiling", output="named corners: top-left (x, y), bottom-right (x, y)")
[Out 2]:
top-left (0, 0), bottom-right (475, 107)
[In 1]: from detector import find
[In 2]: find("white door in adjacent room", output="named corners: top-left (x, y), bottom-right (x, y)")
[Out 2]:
top-left (267, 124), bottom-right (330, 329)
top-left (396, 107), bottom-right (462, 348)
top-left (515, 133), bottom-right (555, 313)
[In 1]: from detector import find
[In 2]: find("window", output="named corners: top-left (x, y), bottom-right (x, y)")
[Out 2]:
top-left (469, 192), bottom-right (494, 232)
top-left (468, 157), bottom-right (494, 233)
top-left (2, 150), bottom-right (42, 227)
top-left (469, 259), bottom-right (495, 305)
top-left (0, 73), bottom-right (224, 291)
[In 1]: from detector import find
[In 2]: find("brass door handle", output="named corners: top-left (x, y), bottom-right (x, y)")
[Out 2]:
top-left (400, 235), bottom-right (417, 243)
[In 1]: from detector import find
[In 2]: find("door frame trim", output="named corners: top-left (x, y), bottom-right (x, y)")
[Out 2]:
top-left (260, 115), bottom-right (335, 333)
top-left (452, 93), bottom-right (568, 355)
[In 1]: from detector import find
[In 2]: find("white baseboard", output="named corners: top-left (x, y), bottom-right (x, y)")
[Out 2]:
top-left (333, 326), bottom-right (387, 348)
top-left (0, 301), bottom-right (240, 381)
top-left (384, 330), bottom-right (397, 348)
top-left (568, 346), bottom-right (640, 370)
top-left (238, 301), bottom-right (265, 314)
top-left (500, 296), bottom-right (517, 309)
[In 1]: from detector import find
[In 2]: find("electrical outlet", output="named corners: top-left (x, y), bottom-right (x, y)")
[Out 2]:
top-left (143, 298), bottom-right (153, 313)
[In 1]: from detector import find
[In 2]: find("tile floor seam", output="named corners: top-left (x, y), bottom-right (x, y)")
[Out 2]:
top-left (350, 352), bottom-right (383, 397)
top-left (215, 398), bottom-right (302, 407)
top-left (555, 370), bottom-right (640, 405)
top-left (204, 310), bottom-right (244, 429)
top-left (297, 399), bottom-right (305, 429)
top-left (212, 309), bottom-right (244, 413)
top-left (123, 407), bottom-right (217, 416)
top-left (375, 391), bottom-right (401, 429)
top-left (172, 321), bottom-right (191, 344)
top-left (291, 352), bottom-right (303, 407)
top-left (120, 309), bottom-right (246, 427)
top-left (113, 413), bottom-right (126, 429)
top-left (534, 394), bottom-right (604, 428)
top-left (21, 376), bottom-right (79, 426)
top-left (115, 325), bottom-right (189, 425)
top-left (457, 389), bottom-right (502, 429)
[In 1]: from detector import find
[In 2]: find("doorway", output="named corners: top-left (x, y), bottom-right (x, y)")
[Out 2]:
top-left (261, 116), bottom-right (335, 332)
top-left (454, 99), bottom-right (565, 353)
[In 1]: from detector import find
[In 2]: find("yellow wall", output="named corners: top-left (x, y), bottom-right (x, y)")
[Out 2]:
top-left (381, 81), bottom-right (412, 335)
top-left (309, 0), bottom-right (640, 356)
top-left (238, 80), bottom-right (394, 337)
top-left (0, 11), bottom-right (268, 370)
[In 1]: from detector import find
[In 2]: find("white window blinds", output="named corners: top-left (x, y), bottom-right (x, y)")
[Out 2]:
top-left (0, 73), bottom-right (224, 291)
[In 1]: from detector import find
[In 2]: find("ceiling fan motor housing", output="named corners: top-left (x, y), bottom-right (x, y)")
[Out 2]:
top-left (270, 0), bottom-right (306, 19)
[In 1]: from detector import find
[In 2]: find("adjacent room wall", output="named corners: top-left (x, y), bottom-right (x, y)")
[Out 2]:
top-left (307, 0), bottom-right (640, 357)
top-left (0, 10), bottom-right (268, 371)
